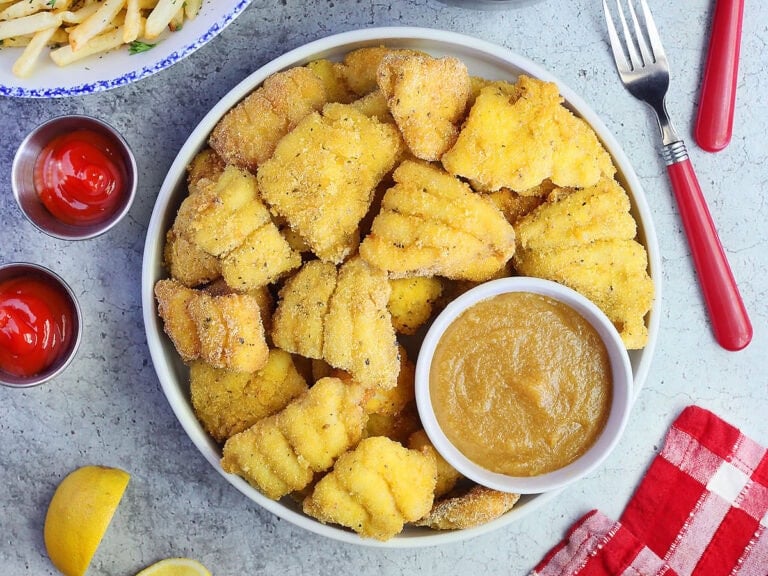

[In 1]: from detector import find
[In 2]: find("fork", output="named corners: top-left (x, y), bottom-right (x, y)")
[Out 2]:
top-left (603, 0), bottom-right (752, 351)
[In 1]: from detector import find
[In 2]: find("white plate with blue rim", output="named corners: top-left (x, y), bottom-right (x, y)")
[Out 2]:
top-left (0, 0), bottom-right (252, 98)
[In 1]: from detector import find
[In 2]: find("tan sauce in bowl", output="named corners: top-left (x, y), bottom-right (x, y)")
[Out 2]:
top-left (430, 292), bottom-right (612, 477)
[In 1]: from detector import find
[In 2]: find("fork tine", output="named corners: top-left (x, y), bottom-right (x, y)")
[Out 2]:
top-left (638, 0), bottom-right (666, 61)
top-left (615, 0), bottom-right (642, 71)
top-left (627, 0), bottom-right (654, 66)
top-left (602, 0), bottom-right (630, 72)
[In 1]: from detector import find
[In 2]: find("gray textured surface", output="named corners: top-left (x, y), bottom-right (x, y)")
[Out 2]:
top-left (1, 0), bottom-right (767, 574)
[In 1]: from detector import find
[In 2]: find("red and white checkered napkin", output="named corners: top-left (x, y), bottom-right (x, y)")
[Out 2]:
top-left (532, 406), bottom-right (768, 576)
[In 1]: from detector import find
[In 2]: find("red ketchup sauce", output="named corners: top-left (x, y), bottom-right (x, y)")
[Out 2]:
top-left (0, 275), bottom-right (75, 378)
top-left (34, 130), bottom-right (126, 226)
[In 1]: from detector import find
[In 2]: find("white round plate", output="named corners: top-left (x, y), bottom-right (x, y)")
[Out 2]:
top-left (142, 26), bottom-right (661, 547)
top-left (0, 0), bottom-right (252, 98)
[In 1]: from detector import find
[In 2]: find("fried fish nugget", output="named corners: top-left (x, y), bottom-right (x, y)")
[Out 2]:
top-left (154, 279), bottom-right (201, 362)
top-left (387, 276), bottom-right (444, 335)
top-left (221, 377), bottom-right (367, 499)
top-left (271, 261), bottom-right (339, 359)
top-left (514, 239), bottom-right (654, 349)
top-left (306, 58), bottom-right (356, 104)
top-left (204, 279), bottom-right (274, 335)
top-left (485, 188), bottom-right (545, 227)
top-left (186, 147), bottom-right (226, 192)
top-left (415, 485), bottom-right (520, 530)
top-left (190, 349), bottom-right (308, 443)
top-left (408, 430), bottom-right (463, 498)
top-left (359, 161), bottom-right (516, 281)
top-left (163, 228), bottom-right (221, 288)
top-left (551, 105), bottom-right (616, 188)
top-left (340, 47), bottom-right (425, 96)
top-left (257, 103), bottom-right (403, 263)
top-left (363, 346), bottom-right (415, 416)
top-left (377, 53), bottom-right (471, 161)
top-left (209, 66), bottom-right (327, 173)
top-left (303, 436), bottom-right (437, 540)
top-left (323, 258), bottom-right (400, 391)
top-left (515, 177), bottom-right (637, 251)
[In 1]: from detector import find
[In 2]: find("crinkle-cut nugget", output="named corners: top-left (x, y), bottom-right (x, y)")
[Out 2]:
top-left (220, 221), bottom-right (302, 291)
top-left (257, 103), bottom-right (403, 263)
top-left (185, 290), bottom-right (270, 372)
top-left (387, 276), bottom-right (444, 335)
top-left (363, 346), bottom-right (415, 416)
top-left (303, 436), bottom-right (437, 540)
top-left (154, 279), bottom-right (201, 362)
top-left (408, 430), bottom-right (463, 498)
top-left (323, 258), bottom-right (400, 391)
top-left (340, 47), bottom-right (426, 96)
top-left (486, 188), bottom-right (545, 227)
top-left (515, 177), bottom-right (637, 251)
top-left (221, 377), bottom-right (367, 500)
top-left (189, 349), bottom-right (308, 443)
top-left (188, 166), bottom-right (272, 258)
top-left (551, 105), bottom-right (615, 188)
top-left (208, 66), bottom-right (327, 173)
top-left (377, 53), bottom-right (471, 161)
top-left (415, 485), bottom-right (520, 530)
top-left (364, 403), bottom-right (422, 445)
top-left (359, 160), bottom-right (516, 281)
top-left (271, 261), bottom-right (339, 360)
top-left (163, 228), bottom-right (221, 288)
top-left (349, 90), bottom-right (395, 124)
top-left (204, 279), bottom-right (274, 336)
top-left (442, 76), bottom-right (561, 192)
top-left (306, 58), bottom-right (357, 104)
top-left (514, 239), bottom-right (654, 349)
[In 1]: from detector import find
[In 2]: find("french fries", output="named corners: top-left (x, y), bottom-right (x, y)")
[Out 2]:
top-left (0, 0), bottom-right (202, 78)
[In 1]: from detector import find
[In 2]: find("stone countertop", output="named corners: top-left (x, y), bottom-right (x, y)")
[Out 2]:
top-left (1, 0), bottom-right (766, 574)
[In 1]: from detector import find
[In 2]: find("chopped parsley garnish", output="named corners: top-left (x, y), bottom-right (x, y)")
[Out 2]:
top-left (129, 41), bottom-right (156, 55)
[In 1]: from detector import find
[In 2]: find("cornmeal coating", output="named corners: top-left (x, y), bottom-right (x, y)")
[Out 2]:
top-left (186, 147), bottom-right (226, 191)
top-left (387, 276), bottom-right (444, 335)
top-left (221, 377), bottom-right (367, 500)
top-left (363, 346), bottom-right (415, 416)
top-left (209, 66), bottom-right (327, 173)
top-left (408, 430), bottom-right (462, 498)
top-left (190, 349), bottom-right (308, 443)
top-left (377, 53), bottom-right (471, 161)
top-left (340, 47), bottom-right (425, 96)
top-left (303, 436), bottom-right (437, 540)
top-left (349, 90), bottom-right (395, 124)
top-left (257, 103), bottom-right (403, 263)
top-left (485, 188), bottom-right (545, 227)
top-left (306, 58), bottom-right (357, 104)
top-left (551, 105), bottom-right (615, 188)
top-left (154, 279), bottom-right (201, 362)
top-left (359, 160), bottom-right (516, 281)
top-left (416, 485), bottom-right (520, 530)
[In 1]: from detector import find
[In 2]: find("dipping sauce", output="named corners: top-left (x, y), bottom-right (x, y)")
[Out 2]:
top-left (0, 274), bottom-right (76, 378)
top-left (430, 291), bottom-right (612, 477)
top-left (34, 130), bottom-right (126, 226)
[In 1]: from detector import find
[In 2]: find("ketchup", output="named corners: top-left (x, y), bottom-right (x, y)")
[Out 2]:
top-left (0, 275), bottom-right (75, 378)
top-left (34, 130), bottom-right (126, 226)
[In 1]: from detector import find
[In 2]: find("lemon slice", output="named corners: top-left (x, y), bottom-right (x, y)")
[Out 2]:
top-left (44, 465), bottom-right (130, 576)
top-left (136, 558), bottom-right (212, 576)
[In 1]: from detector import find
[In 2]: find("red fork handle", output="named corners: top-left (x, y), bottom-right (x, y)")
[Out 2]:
top-left (667, 158), bottom-right (752, 350)
top-left (694, 0), bottom-right (744, 152)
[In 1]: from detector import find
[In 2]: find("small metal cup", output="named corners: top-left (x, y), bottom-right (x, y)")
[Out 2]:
top-left (11, 115), bottom-right (137, 241)
top-left (0, 262), bottom-right (83, 388)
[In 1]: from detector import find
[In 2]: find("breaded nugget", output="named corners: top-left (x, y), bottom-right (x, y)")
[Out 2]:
top-left (514, 239), bottom-right (654, 348)
top-left (323, 258), bottom-right (400, 391)
top-left (349, 90), bottom-right (395, 124)
top-left (387, 276), bottom-right (444, 335)
top-left (271, 261), bottom-right (339, 359)
top-left (220, 221), bottom-right (302, 290)
top-left (364, 404), bottom-right (422, 445)
top-left (551, 105), bottom-right (615, 189)
top-left (359, 160), bottom-right (516, 281)
top-left (363, 346), bottom-right (415, 416)
top-left (163, 228), bottom-right (221, 288)
top-left (204, 279), bottom-right (275, 335)
top-left (377, 53), bottom-right (471, 161)
top-left (257, 103), bottom-right (403, 263)
top-left (485, 188), bottom-right (545, 227)
top-left (221, 377), bottom-right (367, 500)
top-left (515, 177), bottom-right (637, 250)
top-left (416, 485), bottom-right (520, 530)
top-left (154, 279), bottom-right (201, 362)
top-left (303, 436), bottom-right (437, 540)
top-left (190, 349), bottom-right (308, 443)
top-left (186, 148), bottom-right (226, 192)
top-left (408, 430), bottom-right (463, 498)
top-left (306, 58), bottom-right (356, 104)
top-left (209, 66), bottom-right (327, 172)
top-left (340, 47), bottom-right (425, 96)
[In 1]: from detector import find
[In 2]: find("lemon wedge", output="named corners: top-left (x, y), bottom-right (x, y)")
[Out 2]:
top-left (136, 558), bottom-right (212, 576)
top-left (44, 465), bottom-right (130, 576)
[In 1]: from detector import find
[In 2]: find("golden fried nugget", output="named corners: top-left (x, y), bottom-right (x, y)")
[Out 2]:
top-left (205, 279), bottom-right (275, 335)
top-left (220, 221), bottom-right (302, 290)
top-left (154, 279), bottom-right (201, 362)
top-left (221, 377), bottom-right (367, 500)
top-left (515, 177), bottom-right (637, 251)
top-left (364, 346), bottom-right (415, 416)
top-left (209, 66), bottom-right (327, 172)
top-left (349, 90), bottom-right (395, 123)
top-left (185, 291), bottom-right (270, 372)
top-left (303, 436), bottom-right (437, 540)
top-left (377, 53), bottom-right (471, 161)
top-left (416, 485), bottom-right (520, 530)
top-left (271, 261), bottom-right (339, 359)
top-left (189, 349), bottom-right (308, 443)
top-left (188, 166), bottom-right (272, 257)
top-left (513, 239), bottom-right (654, 348)
top-left (551, 105), bottom-right (615, 188)
top-left (186, 148), bottom-right (226, 192)
top-left (257, 103), bottom-right (403, 263)
top-left (163, 228), bottom-right (221, 288)
top-left (387, 276), bottom-right (444, 335)
top-left (485, 188), bottom-right (545, 227)
top-left (306, 58), bottom-right (356, 104)
top-left (408, 430), bottom-right (463, 498)
top-left (323, 258), bottom-right (400, 391)
top-left (341, 47), bottom-right (425, 96)
top-left (364, 403), bottom-right (422, 445)
top-left (359, 160), bottom-right (516, 281)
